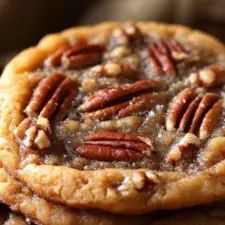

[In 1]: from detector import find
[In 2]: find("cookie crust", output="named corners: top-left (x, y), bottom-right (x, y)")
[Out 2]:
top-left (1, 166), bottom-right (225, 225)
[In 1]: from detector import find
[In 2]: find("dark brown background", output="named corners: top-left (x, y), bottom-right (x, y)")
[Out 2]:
top-left (0, 0), bottom-right (225, 70)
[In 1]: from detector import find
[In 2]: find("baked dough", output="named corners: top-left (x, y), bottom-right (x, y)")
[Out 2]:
top-left (1, 166), bottom-right (225, 225)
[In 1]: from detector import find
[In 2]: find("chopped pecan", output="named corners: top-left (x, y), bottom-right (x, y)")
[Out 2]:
top-left (14, 118), bottom-right (32, 139)
top-left (148, 39), bottom-right (188, 76)
top-left (118, 171), bottom-right (159, 195)
top-left (34, 129), bottom-right (51, 149)
top-left (20, 117), bottom-right (51, 149)
top-left (97, 116), bottom-right (142, 131)
top-left (44, 43), bottom-right (104, 69)
top-left (90, 61), bottom-right (137, 78)
top-left (15, 73), bottom-right (77, 150)
top-left (166, 88), bottom-right (222, 139)
top-left (166, 133), bottom-right (201, 162)
top-left (23, 125), bottom-right (38, 148)
top-left (189, 65), bottom-right (225, 88)
top-left (110, 22), bottom-right (142, 46)
top-left (76, 131), bottom-right (153, 162)
top-left (108, 46), bottom-right (132, 58)
top-left (80, 80), bottom-right (166, 120)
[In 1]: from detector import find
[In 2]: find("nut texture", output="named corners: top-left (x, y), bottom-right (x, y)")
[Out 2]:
top-left (148, 39), bottom-right (188, 76)
top-left (15, 73), bottom-right (77, 150)
top-left (166, 88), bottom-right (222, 139)
top-left (90, 61), bottom-right (138, 78)
top-left (166, 133), bottom-right (201, 162)
top-left (76, 131), bottom-right (153, 162)
top-left (45, 43), bottom-right (104, 69)
top-left (189, 65), bottom-right (225, 88)
top-left (80, 80), bottom-right (165, 120)
top-left (110, 22), bottom-right (142, 46)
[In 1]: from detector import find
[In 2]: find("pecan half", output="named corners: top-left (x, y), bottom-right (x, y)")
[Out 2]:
top-left (166, 88), bottom-right (222, 139)
top-left (15, 73), bottom-right (77, 149)
top-left (44, 43), bottom-right (104, 69)
top-left (76, 131), bottom-right (153, 162)
top-left (166, 133), bottom-right (201, 162)
top-left (189, 65), bottom-right (225, 88)
top-left (148, 39), bottom-right (188, 76)
top-left (79, 80), bottom-right (166, 120)
top-left (25, 73), bottom-right (77, 121)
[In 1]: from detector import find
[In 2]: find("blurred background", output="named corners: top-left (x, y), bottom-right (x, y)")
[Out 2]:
top-left (0, 0), bottom-right (225, 71)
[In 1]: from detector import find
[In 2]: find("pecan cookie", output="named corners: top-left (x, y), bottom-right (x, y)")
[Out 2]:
top-left (1, 22), bottom-right (225, 214)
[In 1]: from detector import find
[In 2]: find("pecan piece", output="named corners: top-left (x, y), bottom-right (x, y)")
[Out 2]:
top-left (39, 77), bottom-right (76, 120)
top-left (15, 73), bottom-right (77, 149)
top-left (76, 131), bottom-right (153, 162)
top-left (200, 100), bottom-right (222, 139)
top-left (21, 117), bottom-right (51, 149)
top-left (25, 73), bottom-right (65, 116)
top-left (148, 39), bottom-right (187, 76)
top-left (110, 22), bottom-right (142, 46)
top-left (76, 144), bottom-right (143, 162)
top-left (188, 93), bottom-right (219, 135)
top-left (80, 79), bottom-right (164, 118)
top-left (26, 73), bottom-right (77, 121)
top-left (80, 80), bottom-right (166, 120)
top-left (79, 80), bottom-right (159, 112)
top-left (83, 102), bottom-right (129, 120)
top-left (166, 133), bottom-right (201, 162)
top-left (166, 88), bottom-right (222, 139)
top-left (14, 118), bottom-right (32, 139)
top-left (166, 88), bottom-right (196, 131)
top-left (83, 92), bottom-right (168, 120)
top-left (45, 43), bottom-right (104, 69)
top-left (117, 91), bottom-right (169, 118)
top-left (90, 61), bottom-right (137, 78)
top-left (108, 46), bottom-right (132, 58)
top-left (44, 46), bottom-right (68, 67)
top-left (189, 65), bottom-right (225, 88)
top-left (165, 39), bottom-right (188, 61)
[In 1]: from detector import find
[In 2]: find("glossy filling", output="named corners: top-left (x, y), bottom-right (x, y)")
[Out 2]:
top-left (15, 23), bottom-right (225, 173)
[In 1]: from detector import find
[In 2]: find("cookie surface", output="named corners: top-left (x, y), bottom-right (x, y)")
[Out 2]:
top-left (1, 21), bottom-right (225, 214)
top-left (0, 167), bottom-right (85, 225)
top-left (1, 166), bottom-right (225, 225)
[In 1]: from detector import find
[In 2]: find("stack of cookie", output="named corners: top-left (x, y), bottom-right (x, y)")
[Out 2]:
top-left (0, 22), bottom-right (225, 225)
